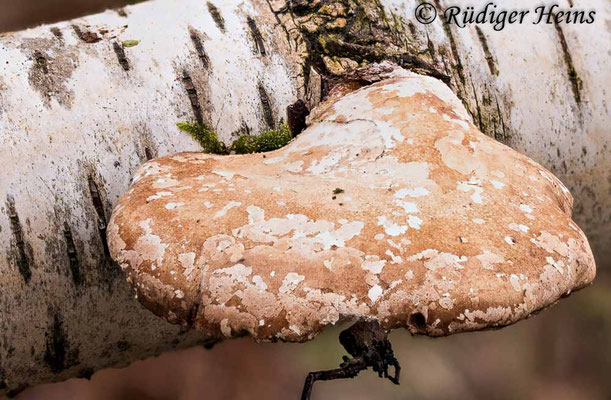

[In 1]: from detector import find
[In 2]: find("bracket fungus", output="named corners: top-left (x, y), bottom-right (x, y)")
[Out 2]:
top-left (108, 67), bottom-right (595, 396)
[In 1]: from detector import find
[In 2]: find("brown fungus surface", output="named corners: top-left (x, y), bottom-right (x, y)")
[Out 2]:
top-left (108, 69), bottom-right (595, 343)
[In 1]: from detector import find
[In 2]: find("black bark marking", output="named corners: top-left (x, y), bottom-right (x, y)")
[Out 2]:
top-left (494, 96), bottom-right (507, 142)
top-left (426, 31), bottom-right (436, 60)
top-left (50, 27), bottom-right (63, 41)
top-left (475, 26), bottom-right (498, 76)
top-left (553, 19), bottom-right (581, 104)
top-left (116, 8), bottom-right (128, 17)
top-left (181, 71), bottom-right (204, 125)
top-left (63, 223), bottom-right (82, 286)
top-left (112, 42), bottom-right (130, 71)
top-left (43, 314), bottom-right (67, 373)
top-left (433, 0), bottom-right (465, 89)
top-left (287, 99), bottom-right (309, 136)
top-left (24, 37), bottom-right (78, 108)
top-left (188, 28), bottom-right (210, 69)
top-left (33, 50), bottom-right (49, 74)
top-left (471, 80), bottom-right (483, 130)
top-left (247, 16), bottom-right (266, 56)
top-left (257, 82), bottom-right (275, 129)
top-left (71, 25), bottom-right (101, 43)
top-left (207, 2), bottom-right (226, 32)
top-left (6, 196), bottom-right (31, 283)
top-left (87, 176), bottom-right (110, 258)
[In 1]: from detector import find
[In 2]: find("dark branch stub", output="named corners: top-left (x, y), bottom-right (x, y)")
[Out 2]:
top-left (301, 320), bottom-right (400, 400)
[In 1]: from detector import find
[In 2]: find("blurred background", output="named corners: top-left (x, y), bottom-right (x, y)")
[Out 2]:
top-left (1, 1), bottom-right (609, 399)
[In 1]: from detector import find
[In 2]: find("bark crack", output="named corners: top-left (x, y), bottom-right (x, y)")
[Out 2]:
top-left (6, 195), bottom-right (31, 283)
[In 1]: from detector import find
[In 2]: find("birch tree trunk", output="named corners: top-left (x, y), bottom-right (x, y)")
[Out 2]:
top-left (1, 0), bottom-right (608, 394)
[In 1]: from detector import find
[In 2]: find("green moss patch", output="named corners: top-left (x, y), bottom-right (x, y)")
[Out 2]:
top-left (177, 122), bottom-right (293, 155)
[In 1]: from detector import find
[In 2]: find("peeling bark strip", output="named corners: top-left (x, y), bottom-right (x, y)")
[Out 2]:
top-left (207, 2), bottom-right (226, 32)
top-left (188, 28), bottom-right (210, 69)
top-left (71, 25), bottom-right (101, 43)
top-left (247, 16), bottom-right (266, 56)
top-left (112, 42), bottom-right (130, 71)
top-left (6, 196), bottom-right (31, 283)
top-left (63, 223), bottom-right (82, 286)
top-left (87, 176), bottom-right (110, 258)
top-left (286, 99), bottom-right (309, 136)
top-left (257, 81), bottom-right (275, 129)
top-left (144, 147), bottom-right (154, 161)
top-left (553, 20), bottom-right (581, 104)
top-left (475, 27), bottom-right (498, 76)
top-left (181, 71), bottom-right (204, 125)
top-left (43, 314), bottom-right (68, 373)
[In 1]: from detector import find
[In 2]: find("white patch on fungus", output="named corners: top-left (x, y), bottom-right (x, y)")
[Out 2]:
top-left (509, 223), bottom-right (530, 232)
top-left (279, 273), bottom-right (305, 293)
top-left (520, 204), bottom-right (533, 213)
top-left (252, 275), bottom-right (268, 291)
top-left (147, 191), bottom-right (173, 202)
top-left (490, 180), bottom-right (505, 189)
top-left (246, 205), bottom-right (265, 224)
top-left (408, 215), bottom-right (423, 230)
top-left (395, 187), bottom-right (430, 198)
top-left (212, 170), bottom-right (235, 179)
top-left (362, 258), bottom-right (387, 274)
top-left (457, 180), bottom-right (485, 204)
top-left (215, 201), bottom-right (242, 219)
top-left (220, 319), bottom-right (232, 337)
top-left (395, 200), bottom-right (419, 213)
top-left (377, 216), bottom-right (407, 236)
top-left (368, 285), bottom-right (383, 304)
top-left (178, 252), bottom-right (196, 277)
top-left (439, 297), bottom-right (454, 310)
top-left (510, 274), bottom-right (521, 291)
top-left (546, 256), bottom-right (565, 274)
top-left (314, 221), bottom-right (365, 250)
top-left (283, 161), bottom-right (304, 173)
top-left (476, 250), bottom-right (504, 270)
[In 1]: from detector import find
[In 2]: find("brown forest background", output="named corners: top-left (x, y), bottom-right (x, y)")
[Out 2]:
top-left (1, 1), bottom-right (609, 399)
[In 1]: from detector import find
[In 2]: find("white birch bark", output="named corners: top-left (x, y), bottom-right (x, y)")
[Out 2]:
top-left (0, 0), bottom-right (608, 394)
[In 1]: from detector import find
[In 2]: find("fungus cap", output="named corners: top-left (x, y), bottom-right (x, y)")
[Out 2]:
top-left (108, 69), bottom-right (595, 342)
